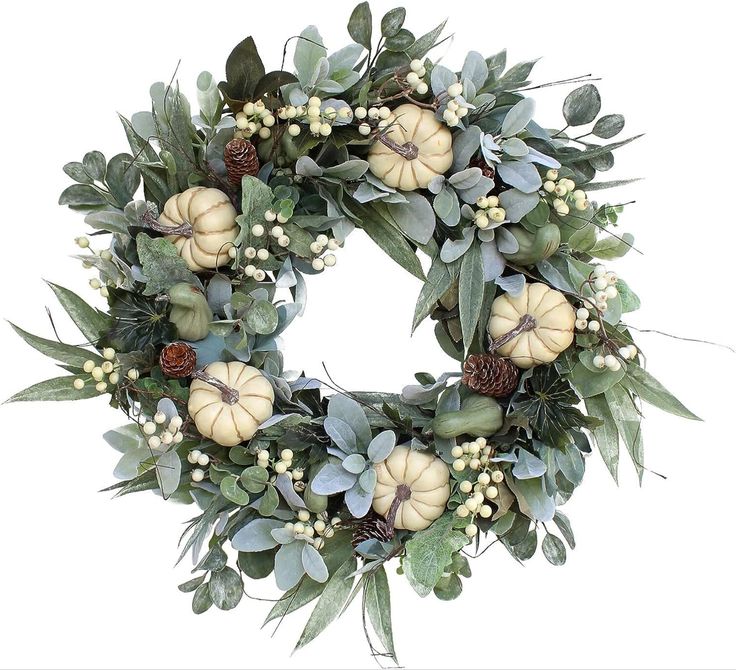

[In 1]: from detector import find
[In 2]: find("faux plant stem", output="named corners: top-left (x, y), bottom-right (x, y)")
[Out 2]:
top-left (141, 209), bottom-right (193, 238)
top-left (191, 370), bottom-right (240, 405)
top-left (378, 133), bottom-right (419, 160)
top-left (383, 484), bottom-right (412, 531)
top-left (488, 313), bottom-right (538, 353)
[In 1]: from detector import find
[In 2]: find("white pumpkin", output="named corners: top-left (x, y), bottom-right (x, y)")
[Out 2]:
top-left (159, 187), bottom-right (238, 271)
top-left (188, 362), bottom-right (274, 446)
top-left (367, 103), bottom-right (453, 191)
top-left (488, 282), bottom-right (575, 369)
top-left (372, 446), bottom-right (450, 531)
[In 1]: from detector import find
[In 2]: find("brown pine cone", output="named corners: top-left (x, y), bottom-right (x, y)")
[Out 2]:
top-left (462, 353), bottom-right (520, 398)
top-left (351, 511), bottom-right (395, 548)
top-left (224, 138), bottom-right (259, 186)
top-left (469, 156), bottom-right (495, 181)
top-left (160, 342), bottom-right (197, 378)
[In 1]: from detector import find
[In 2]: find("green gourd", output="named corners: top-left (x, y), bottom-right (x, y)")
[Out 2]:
top-left (503, 223), bottom-right (561, 265)
top-left (432, 394), bottom-right (504, 439)
top-left (168, 282), bottom-right (212, 342)
top-left (303, 463), bottom-right (329, 514)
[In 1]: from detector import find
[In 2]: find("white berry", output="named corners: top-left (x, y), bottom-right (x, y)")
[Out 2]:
top-left (191, 469), bottom-right (205, 483)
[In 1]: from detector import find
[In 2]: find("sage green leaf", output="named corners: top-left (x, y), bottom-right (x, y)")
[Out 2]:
top-left (241, 465), bottom-right (269, 493)
top-left (565, 135), bottom-right (644, 163)
top-left (458, 242), bottom-right (483, 349)
top-left (505, 476), bottom-right (555, 522)
top-left (264, 531), bottom-right (353, 624)
top-left (280, 222), bottom-right (314, 257)
top-left (5, 375), bottom-right (101, 403)
top-left (379, 192), bottom-right (436, 245)
top-left (568, 357), bottom-right (625, 398)
top-left (365, 566), bottom-right (397, 662)
top-left (253, 70), bottom-right (299, 100)
top-left (589, 232), bottom-right (635, 260)
top-left (238, 547), bottom-right (276, 579)
top-left (584, 394), bottom-right (620, 482)
top-left (222, 36), bottom-right (266, 102)
top-left (553, 511), bottom-right (576, 549)
top-left (592, 114), bottom-right (625, 139)
top-left (106, 153), bottom-right (140, 208)
top-left (136, 233), bottom-right (195, 296)
top-left (542, 533), bottom-right (567, 565)
top-left (412, 256), bottom-right (453, 332)
top-left (604, 384), bottom-right (644, 482)
top-left (380, 7), bottom-right (405, 37)
top-left (406, 19), bottom-right (447, 59)
top-left (83, 151), bottom-right (106, 181)
top-left (623, 364), bottom-right (701, 421)
top-left (9, 322), bottom-right (102, 368)
top-left (220, 475), bottom-right (250, 505)
top-left (347, 2), bottom-right (372, 49)
top-left (246, 300), bottom-right (278, 335)
top-left (178, 575), bottom-right (206, 593)
top-left (155, 450), bottom-right (181, 499)
top-left (294, 556), bottom-right (357, 652)
top-left (59, 184), bottom-right (107, 208)
top-left (511, 527), bottom-right (537, 560)
top-left (46, 282), bottom-right (110, 344)
top-left (433, 573), bottom-right (463, 600)
top-left (301, 543), bottom-right (329, 583)
top-left (563, 84), bottom-right (601, 126)
top-left (209, 566), bottom-right (243, 611)
top-left (259, 484), bottom-right (279, 517)
top-left (192, 583), bottom-right (213, 614)
top-left (403, 513), bottom-right (468, 597)
top-left (63, 161), bottom-right (93, 184)
top-left (238, 176), bottom-right (273, 236)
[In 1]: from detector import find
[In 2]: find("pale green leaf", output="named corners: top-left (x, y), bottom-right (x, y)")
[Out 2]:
top-left (46, 282), bottom-right (111, 344)
top-left (365, 566), bottom-right (397, 662)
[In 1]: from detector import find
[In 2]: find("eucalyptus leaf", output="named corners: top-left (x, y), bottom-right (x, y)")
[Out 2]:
top-left (563, 84), bottom-right (602, 126)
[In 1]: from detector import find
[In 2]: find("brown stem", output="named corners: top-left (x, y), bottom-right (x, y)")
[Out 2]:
top-left (141, 210), bottom-right (193, 238)
top-left (384, 484), bottom-right (412, 530)
top-left (191, 369), bottom-right (240, 405)
top-left (488, 313), bottom-right (538, 353)
top-left (378, 133), bottom-right (419, 160)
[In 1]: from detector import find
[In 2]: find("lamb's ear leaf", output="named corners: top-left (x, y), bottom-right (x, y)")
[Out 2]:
top-left (46, 281), bottom-right (111, 344)
top-left (5, 376), bottom-right (101, 403)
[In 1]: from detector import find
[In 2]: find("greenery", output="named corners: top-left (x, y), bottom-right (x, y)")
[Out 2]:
top-left (5, 3), bottom-right (701, 665)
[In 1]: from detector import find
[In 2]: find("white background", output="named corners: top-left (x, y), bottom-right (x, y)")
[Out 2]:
top-left (0, 1), bottom-right (734, 668)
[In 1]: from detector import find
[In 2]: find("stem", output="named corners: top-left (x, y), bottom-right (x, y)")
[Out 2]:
top-left (378, 133), bottom-right (419, 160)
top-left (384, 484), bottom-right (412, 530)
top-left (489, 313), bottom-right (538, 353)
top-left (141, 210), bottom-right (193, 238)
top-left (191, 370), bottom-right (240, 405)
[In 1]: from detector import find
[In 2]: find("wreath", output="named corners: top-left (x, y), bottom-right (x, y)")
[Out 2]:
top-left (7, 3), bottom-right (700, 663)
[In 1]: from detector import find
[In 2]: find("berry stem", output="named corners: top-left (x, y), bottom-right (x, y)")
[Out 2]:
top-left (141, 210), bottom-right (193, 238)
top-left (191, 370), bottom-right (240, 405)
top-left (488, 314), bottom-right (538, 353)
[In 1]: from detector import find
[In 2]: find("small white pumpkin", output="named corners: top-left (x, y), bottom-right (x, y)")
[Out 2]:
top-left (372, 446), bottom-right (450, 531)
top-left (159, 187), bottom-right (238, 271)
top-left (188, 361), bottom-right (274, 446)
top-left (367, 103), bottom-right (453, 191)
top-left (488, 282), bottom-right (575, 369)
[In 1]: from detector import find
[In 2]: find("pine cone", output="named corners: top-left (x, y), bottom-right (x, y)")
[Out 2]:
top-left (224, 138), bottom-right (259, 186)
top-left (160, 342), bottom-right (197, 378)
top-left (469, 156), bottom-right (495, 181)
top-left (351, 511), bottom-right (395, 548)
top-left (462, 353), bottom-right (520, 398)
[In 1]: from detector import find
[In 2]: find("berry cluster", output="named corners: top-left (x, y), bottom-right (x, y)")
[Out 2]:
top-left (235, 100), bottom-right (301, 141)
top-left (404, 59), bottom-right (429, 95)
top-left (75, 348), bottom-right (123, 394)
top-left (592, 344), bottom-right (638, 372)
top-left (454, 464), bottom-right (506, 539)
top-left (75, 236), bottom-right (115, 298)
top-left (575, 264), bottom-right (619, 332)
top-left (542, 169), bottom-right (589, 216)
top-left (279, 510), bottom-right (340, 551)
top-left (143, 410), bottom-right (185, 450)
top-left (355, 104), bottom-right (393, 137)
top-left (450, 436), bottom-right (493, 473)
top-left (441, 82), bottom-right (468, 128)
top-left (471, 195), bottom-right (507, 230)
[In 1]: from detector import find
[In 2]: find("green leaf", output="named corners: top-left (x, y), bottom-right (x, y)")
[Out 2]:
top-left (9, 322), bottom-right (102, 368)
top-left (59, 184), bottom-right (107, 208)
top-left (589, 232), bottom-right (635, 260)
top-left (246, 300), bottom-right (279, 335)
top-left (258, 484), bottom-right (279, 517)
top-left (604, 384), bottom-right (644, 482)
top-left (623, 364), bottom-right (701, 421)
top-left (253, 70), bottom-right (299, 100)
top-left (178, 575), bottom-right (206, 593)
top-left (192, 583), bottom-right (213, 614)
top-left (63, 161), bottom-right (94, 184)
top-left (505, 476), bottom-right (555, 522)
top-left (294, 556), bottom-right (357, 652)
top-left (83, 151), bottom-right (107, 181)
top-left (106, 153), bottom-right (140, 208)
top-left (365, 566), bottom-right (397, 661)
top-left (281, 222), bottom-right (314, 257)
top-left (553, 511), bottom-right (576, 549)
top-left (136, 233), bottom-right (195, 296)
top-left (209, 566), bottom-right (243, 611)
top-left (46, 282), bottom-right (110, 344)
top-left (347, 2), bottom-right (372, 49)
top-left (592, 114), bottom-right (625, 139)
top-left (220, 475), bottom-right (250, 505)
top-left (406, 19), bottom-right (448, 59)
top-left (237, 176), bottom-right (273, 243)
top-left (563, 84), bottom-right (601, 126)
top-left (584, 394), bottom-right (620, 482)
top-left (568, 355), bottom-right (626, 398)
top-left (458, 243), bottom-right (483, 350)
top-left (238, 547), bottom-right (276, 579)
top-left (403, 513), bottom-right (468, 597)
top-left (221, 36), bottom-right (266, 103)
top-left (241, 465), bottom-right (269, 493)
top-left (542, 533), bottom-right (567, 565)
top-left (412, 256), bottom-right (454, 332)
top-left (563, 135), bottom-right (644, 164)
top-left (433, 573), bottom-right (463, 600)
top-left (5, 375), bottom-right (101, 403)
top-left (380, 7), bottom-right (405, 37)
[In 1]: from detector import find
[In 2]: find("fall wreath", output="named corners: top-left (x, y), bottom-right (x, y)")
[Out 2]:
top-left (6, 3), bottom-right (700, 663)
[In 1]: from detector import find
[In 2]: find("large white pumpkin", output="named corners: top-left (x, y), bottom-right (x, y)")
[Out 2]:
top-left (188, 362), bottom-right (274, 446)
top-left (159, 187), bottom-right (238, 271)
top-left (367, 104), bottom-right (453, 191)
top-left (372, 446), bottom-right (450, 531)
top-left (488, 282), bottom-right (575, 369)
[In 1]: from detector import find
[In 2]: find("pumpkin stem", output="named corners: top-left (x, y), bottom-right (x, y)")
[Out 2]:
top-left (191, 370), bottom-right (240, 405)
top-left (488, 313), bottom-right (538, 354)
top-left (378, 133), bottom-right (420, 161)
top-left (141, 209), bottom-right (194, 238)
top-left (384, 484), bottom-right (412, 529)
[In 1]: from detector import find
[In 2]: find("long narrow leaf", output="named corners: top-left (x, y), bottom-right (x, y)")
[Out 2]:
top-left (9, 323), bottom-right (101, 368)
top-left (5, 375), bottom-right (100, 403)
top-left (46, 282), bottom-right (111, 344)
